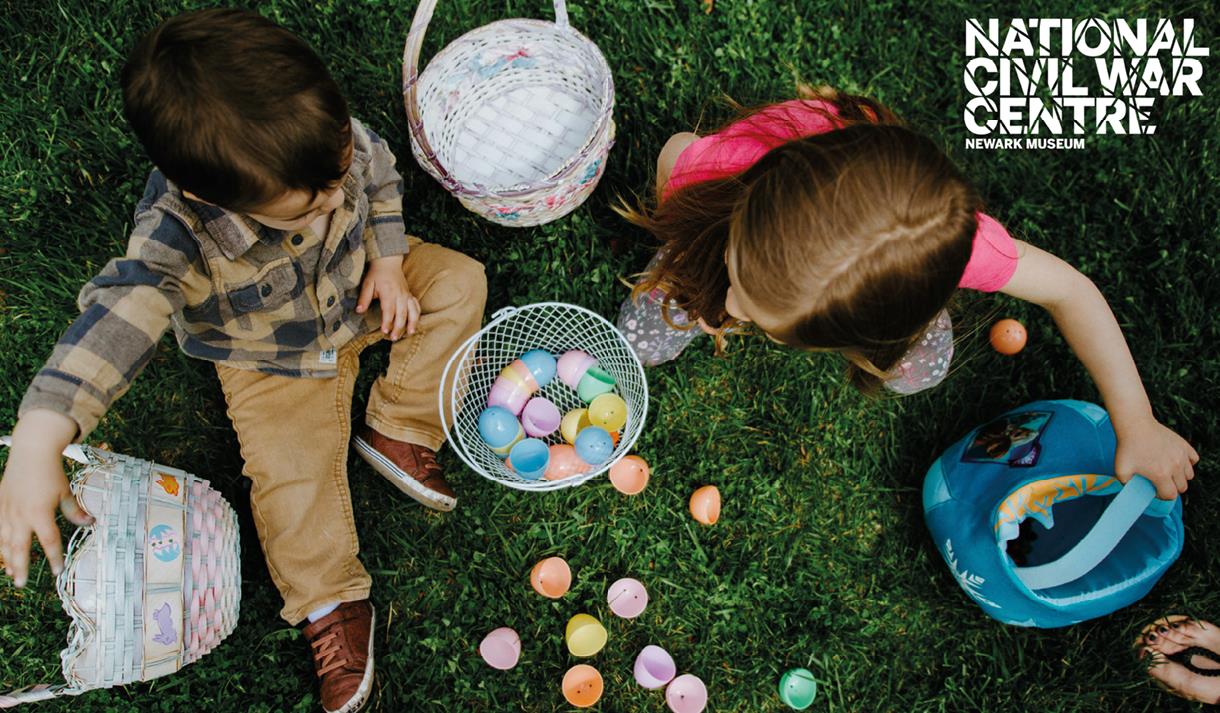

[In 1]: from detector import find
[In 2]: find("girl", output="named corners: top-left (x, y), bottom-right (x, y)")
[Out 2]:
top-left (617, 86), bottom-right (1197, 500)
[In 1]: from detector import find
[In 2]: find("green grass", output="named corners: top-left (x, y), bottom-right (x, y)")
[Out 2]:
top-left (2, 0), bottom-right (1218, 711)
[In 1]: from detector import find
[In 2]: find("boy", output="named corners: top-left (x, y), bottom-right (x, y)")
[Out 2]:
top-left (0, 9), bottom-right (486, 712)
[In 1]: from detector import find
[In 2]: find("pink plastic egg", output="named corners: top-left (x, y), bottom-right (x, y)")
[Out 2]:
top-left (634, 645), bottom-right (677, 689)
top-left (558, 350), bottom-right (598, 390)
top-left (479, 627), bottom-right (521, 670)
top-left (544, 444), bottom-right (590, 481)
top-left (607, 577), bottom-right (649, 618)
top-left (666, 673), bottom-right (708, 713)
top-left (521, 397), bottom-right (561, 438)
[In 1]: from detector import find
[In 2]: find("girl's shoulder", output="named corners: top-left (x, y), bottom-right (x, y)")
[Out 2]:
top-left (665, 100), bottom-right (844, 198)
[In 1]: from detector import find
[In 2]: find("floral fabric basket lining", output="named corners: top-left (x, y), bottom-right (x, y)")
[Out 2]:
top-left (403, 0), bottom-right (615, 225)
top-left (0, 439), bottom-right (240, 707)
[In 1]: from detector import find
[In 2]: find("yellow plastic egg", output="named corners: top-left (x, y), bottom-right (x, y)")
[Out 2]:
top-left (689, 485), bottom-right (721, 525)
top-left (565, 613), bottom-right (608, 657)
top-left (587, 393), bottom-right (628, 432)
top-left (560, 408), bottom-right (593, 445)
top-left (530, 556), bottom-right (572, 599)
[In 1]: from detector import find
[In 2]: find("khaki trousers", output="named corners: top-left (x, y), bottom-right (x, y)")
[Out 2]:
top-left (216, 240), bottom-right (486, 623)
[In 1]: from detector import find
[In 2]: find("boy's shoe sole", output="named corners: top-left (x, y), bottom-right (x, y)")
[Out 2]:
top-left (353, 435), bottom-right (456, 512)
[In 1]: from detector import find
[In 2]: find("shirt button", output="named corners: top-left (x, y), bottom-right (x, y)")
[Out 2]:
top-left (261, 284), bottom-right (272, 297)
top-left (327, 296), bottom-right (336, 307)
top-left (291, 235), bottom-right (303, 246)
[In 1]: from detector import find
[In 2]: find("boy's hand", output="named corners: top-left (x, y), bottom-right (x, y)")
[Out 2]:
top-left (1113, 416), bottom-right (1199, 500)
top-left (356, 255), bottom-right (419, 341)
top-left (1, 410), bottom-right (92, 587)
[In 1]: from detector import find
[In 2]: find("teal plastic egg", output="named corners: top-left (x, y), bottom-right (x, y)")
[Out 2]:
top-left (778, 668), bottom-right (817, 710)
top-left (576, 367), bottom-right (616, 403)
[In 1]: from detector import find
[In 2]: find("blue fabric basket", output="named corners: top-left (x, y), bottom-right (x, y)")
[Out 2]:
top-left (923, 400), bottom-right (1183, 628)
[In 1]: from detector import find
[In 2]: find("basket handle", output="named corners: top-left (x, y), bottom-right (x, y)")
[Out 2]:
top-left (1013, 475), bottom-right (1176, 590)
top-left (0, 684), bottom-right (72, 707)
top-left (401, 0), bottom-right (573, 189)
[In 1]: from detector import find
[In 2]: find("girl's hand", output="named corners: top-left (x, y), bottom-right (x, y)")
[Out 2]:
top-left (356, 255), bottom-right (419, 341)
top-left (1113, 416), bottom-right (1199, 500)
top-left (1, 410), bottom-right (93, 588)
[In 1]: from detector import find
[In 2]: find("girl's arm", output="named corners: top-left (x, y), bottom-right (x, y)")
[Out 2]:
top-left (1000, 240), bottom-right (1199, 499)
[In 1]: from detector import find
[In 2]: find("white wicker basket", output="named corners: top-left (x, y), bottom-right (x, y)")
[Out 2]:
top-left (440, 303), bottom-right (648, 490)
top-left (402, 0), bottom-right (615, 226)
top-left (0, 440), bottom-right (240, 706)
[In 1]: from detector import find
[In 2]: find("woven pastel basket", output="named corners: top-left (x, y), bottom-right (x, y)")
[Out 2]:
top-left (439, 303), bottom-right (648, 491)
top-left (0, 440), bottom-right (240, 706)
top-left (403, 0), bottom-right (615, 226)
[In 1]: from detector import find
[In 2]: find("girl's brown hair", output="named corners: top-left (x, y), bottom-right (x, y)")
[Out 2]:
top-left (619, 87), bottom-right (980, 392)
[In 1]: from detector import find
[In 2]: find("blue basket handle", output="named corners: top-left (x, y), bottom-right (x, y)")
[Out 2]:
top-left (1014, 475), bottom-right (1175, 590)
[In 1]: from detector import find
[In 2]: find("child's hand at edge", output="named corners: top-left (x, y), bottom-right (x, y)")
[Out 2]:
top-left (1, 409), bottom-right (93, 588)
top-left (1114, 415), bottom-right (1199, 501)
top-left (356, 255), bottom-right (419, 341)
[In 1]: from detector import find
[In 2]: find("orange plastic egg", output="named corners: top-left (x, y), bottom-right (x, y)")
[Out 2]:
top-left (609, 455), bottom-right (650, 495)
top-left (529, 556), bottom-right (572, 598)
top-left (562, 664), bottom-right (604, 708)
top-left (689, 485), bottom-right (721, 525)
top-left (990, 318), bottom-right (1027, 355)
top-left (545, 444), bottom-right (590, 481)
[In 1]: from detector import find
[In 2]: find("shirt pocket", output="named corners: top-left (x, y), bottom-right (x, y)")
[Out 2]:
top-left (224, 258), bottom-right (303, 315)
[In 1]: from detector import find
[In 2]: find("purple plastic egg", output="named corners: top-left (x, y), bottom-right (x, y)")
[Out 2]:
top-left (633, 645), bottom-right (676, 689)
top-left (521, 397), bottom-right (562, 438)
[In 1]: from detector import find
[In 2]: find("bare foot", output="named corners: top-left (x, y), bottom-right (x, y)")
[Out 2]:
top-left (1141, 618), bottom-right (1220, 704)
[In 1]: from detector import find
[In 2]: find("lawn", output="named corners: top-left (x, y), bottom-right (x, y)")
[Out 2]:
top-left (1, 0), bottom-right (1218, 711)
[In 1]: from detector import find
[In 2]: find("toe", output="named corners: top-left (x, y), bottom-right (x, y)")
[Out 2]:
top-left (1150, 637), bottom-right (1190, 657)
top-left (1148, 658), bottom-right (1220, 704)
top-left (1185, 620), bottom-right (1220, 651)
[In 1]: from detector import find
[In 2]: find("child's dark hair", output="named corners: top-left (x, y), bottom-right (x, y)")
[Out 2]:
top-left (619, 86), bottom-right (979, 393)
top-left (120, 8), bottom-right (351, 212)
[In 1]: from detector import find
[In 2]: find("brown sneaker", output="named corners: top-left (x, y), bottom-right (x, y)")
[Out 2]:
top-left (302, 600), bottom-right (375, 713)
top-left (353, 426), bottom-right (456, 512)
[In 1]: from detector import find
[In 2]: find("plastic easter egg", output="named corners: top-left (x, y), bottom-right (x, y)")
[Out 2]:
top-left (587, 393), bottom-right (628, 432)
top-left (479, 627), bottom-right (521, 670)
top-left (633, 645), bottom-right (677, 689)
top-left (530, 556), bottom-right (572, 598)
top-left (607, 577), bottom-right (649, 618)
top-left (562, 664), bottom-right (604, 708)
top-left (566, 613), bottom-right (608, 657)
top-left (508, 438), bottom-right (550, 480)
top-left (519, 349), bottom-right (557, 388)
top-left (609, 455), bottom-right (650, 495)
top-left (576, 367), bottom-right (617, 403)
top-left (990, 318), bottom-right (1027, 355)
top-left (503, 360), bottom-right (540, 391)
top-left (558, 350), bottom-right (598, 390)
top-left (545, 444), bottom-right (590, 481)
top-left (521, 397), bottom-right (562, 438)
top-left (478, 406), bottom-right (524, 456)
top-left (778, 668), bottom-right (818, 709)
top-left (689, 485), bottom-right (721, 525)
top-left (666, 673), bottom-right (708, 713)
top-left (487, 377), bottom-right (532, 415)
top-left (561, 408), bottom-right (593, 444)
top-left (574, 426), bottom-right (614, 465)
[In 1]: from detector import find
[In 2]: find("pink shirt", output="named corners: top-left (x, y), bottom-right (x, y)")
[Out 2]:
top-left (665, 100), bottom-right (1018, 292)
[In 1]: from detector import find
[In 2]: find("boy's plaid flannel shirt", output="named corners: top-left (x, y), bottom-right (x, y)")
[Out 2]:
top-left (19, 118), bottom-right (412, 440)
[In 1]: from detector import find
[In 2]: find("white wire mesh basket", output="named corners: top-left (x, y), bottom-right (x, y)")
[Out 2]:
top-left (402, 0), bottom-right (615, 226)
top-left (440, 303), bottom-right (648, 491)
top-left (0, 440), bottom-right (240, 706)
